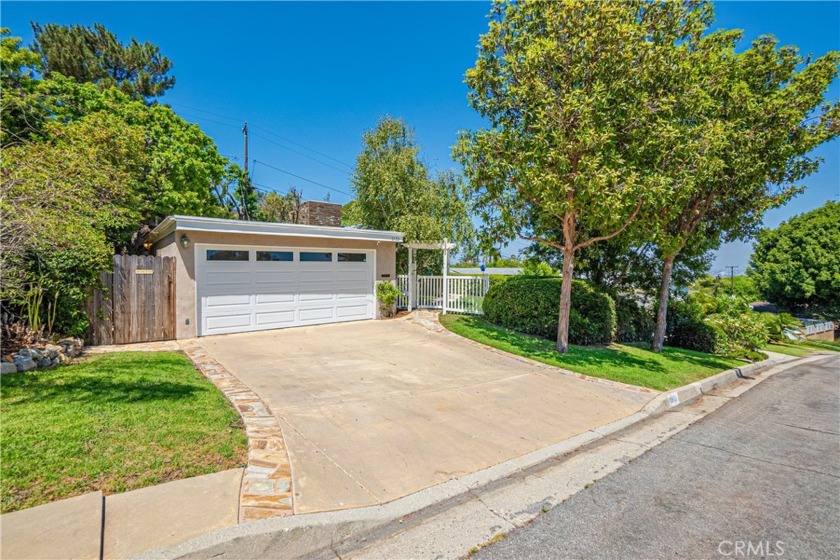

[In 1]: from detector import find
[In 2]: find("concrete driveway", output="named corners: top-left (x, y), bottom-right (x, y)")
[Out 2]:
top-left (197, 317), bottom-right (653, 514)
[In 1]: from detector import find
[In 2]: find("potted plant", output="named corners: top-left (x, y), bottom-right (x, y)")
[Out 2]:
top-left (376, 281), bottom-right (401, 318)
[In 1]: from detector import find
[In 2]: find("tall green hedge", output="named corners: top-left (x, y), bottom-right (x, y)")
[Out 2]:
top-left (482, 277), bottom-right (616, 345)
top-left (613, 294), bottom-right (655, 343)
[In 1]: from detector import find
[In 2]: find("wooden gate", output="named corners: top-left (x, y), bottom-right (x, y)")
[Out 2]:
top-left (87, 255), bottom-right (176, 345)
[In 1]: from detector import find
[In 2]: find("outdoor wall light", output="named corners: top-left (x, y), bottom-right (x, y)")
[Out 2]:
top-left (180, 234), bottom-right (191, 249)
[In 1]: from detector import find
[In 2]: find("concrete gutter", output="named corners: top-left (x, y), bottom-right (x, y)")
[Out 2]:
top-left (134, 351), bottom-right (811, 560)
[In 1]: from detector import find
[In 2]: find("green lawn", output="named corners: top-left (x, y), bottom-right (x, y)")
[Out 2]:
top-left (761, 342), bottom-right (814, 357)
top-left (763, 339), bottom-right (840, 356)
top-left (1, 351), bottom-right (247, 513)
top-left (440, 314), bottom-right (743, 392)
top-left (801, 339), bottom-right (840, 352)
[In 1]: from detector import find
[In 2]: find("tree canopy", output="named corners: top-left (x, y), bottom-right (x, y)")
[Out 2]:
top-left (0, 26), bottom-right (237, 335)
top-left (455, 0), bottom-right (712, 352)
top-left (258, 188), bottom-right (302, 223)
top-left (749, 202), bottom-right (840, 318)
top-left (32, 22), bottom-right (175, 101)
top-left (346, 116), bottom-right (474, 272)
top-left (647, 28), bottom-right (840, 350)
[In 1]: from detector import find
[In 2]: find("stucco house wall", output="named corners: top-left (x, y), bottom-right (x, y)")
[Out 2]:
top-left (153, 229), bottom-right (398, 339)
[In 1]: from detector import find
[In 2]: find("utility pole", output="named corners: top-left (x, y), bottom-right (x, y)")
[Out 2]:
top-left (725, 265), bottom-right (738, 296)
top-left (241, 121), bottom-right (250, 220)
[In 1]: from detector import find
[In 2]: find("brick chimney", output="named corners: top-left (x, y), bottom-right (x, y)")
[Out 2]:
top-left (298, 201), bottom-right (342, 227)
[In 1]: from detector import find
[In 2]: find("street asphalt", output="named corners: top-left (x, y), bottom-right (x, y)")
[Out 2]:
top-left (477, 353), bottom-right (840, 560)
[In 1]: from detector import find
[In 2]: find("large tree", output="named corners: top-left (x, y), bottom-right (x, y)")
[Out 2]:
top-left (455, 0), bottom-right (711, 352)
top-left (1, 111), bottom-right (146, 334)
top-left (347, 116), bottom-right (474, 273)
top-left (649, 31), bottom-right (840, 351)
top-left (749, 202), bottom-right (840, 318)
top-left (1, 27), bottom-right (238, 334)
top-left (31, 22), bottom-right (175, 101)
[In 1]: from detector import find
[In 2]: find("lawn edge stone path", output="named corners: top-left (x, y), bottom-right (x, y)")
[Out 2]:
top-left (179, 340), bottom-right (293, 522)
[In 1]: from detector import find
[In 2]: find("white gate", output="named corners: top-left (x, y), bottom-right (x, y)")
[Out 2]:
top-left (397, 274), bottom-right (487, 315)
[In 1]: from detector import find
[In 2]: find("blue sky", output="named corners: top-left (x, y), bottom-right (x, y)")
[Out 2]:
top-left (3, 1), bottom-right (838, 272)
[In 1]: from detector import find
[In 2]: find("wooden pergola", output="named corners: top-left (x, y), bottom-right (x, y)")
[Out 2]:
top-left (403, 239), bottom-right (456, 313)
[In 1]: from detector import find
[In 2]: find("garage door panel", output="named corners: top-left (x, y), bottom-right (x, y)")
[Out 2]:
top-left (336, 270), bottom-right (369, 283)
top-left (299, 306), bottom-right (336, 322)
top-left (336, 303), bottom-right (370, 318)
top-left (254, 270), bottom-right (296, 284)
top-left (255, 292), bottom-right (296, 304)
top-left (299, 270), bottom-right (336, 283)
top-left (206, 314), bottom-right (252, 331)
top-left (336, 284), bottom-right (370, 298)
top-left (205, 293), bottom-right (252, 308)
top-left (204, 270), bottom-right (252, 287)
top-left (256, 310), bottom-right (296, 326)
top-left (198, 246), bottom-right (373, 336)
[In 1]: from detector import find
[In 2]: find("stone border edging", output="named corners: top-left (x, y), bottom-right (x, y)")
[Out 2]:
top-left (178, 340), bottom-right (293, 522)
top-left (135, 342), bottom-right (830, 559)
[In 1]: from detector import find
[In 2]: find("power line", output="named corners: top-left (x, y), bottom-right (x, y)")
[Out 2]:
top-left (169, 102), bottom-right (353, 168)
top-left (249, 131), bottom-right (350, 174)
top-left (253, 159), bottom-right (352, 198)
top-left (249, 124), bottom-right (353, 169)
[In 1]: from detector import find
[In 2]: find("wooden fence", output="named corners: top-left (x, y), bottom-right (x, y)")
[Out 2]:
top-left (87, 255), bottom-right (176, 345)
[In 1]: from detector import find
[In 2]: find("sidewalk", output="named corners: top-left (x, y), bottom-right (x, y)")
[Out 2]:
top-left (0, 469), bottom-right (242, 560)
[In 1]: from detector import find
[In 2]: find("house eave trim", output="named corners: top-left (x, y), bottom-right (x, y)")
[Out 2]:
top-left (147, 216), bottom-right (404, 245)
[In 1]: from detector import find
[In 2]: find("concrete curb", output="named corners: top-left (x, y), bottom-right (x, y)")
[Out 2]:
top-left (133, 350), bottom-right (815, 559)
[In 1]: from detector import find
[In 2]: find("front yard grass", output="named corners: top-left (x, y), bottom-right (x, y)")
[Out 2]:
top-left (440, 314), bottom-right (743, 392)
top-left (1, 351), bottom-right (247, 514)
top-left (761, 342), bottom-right (813, 357)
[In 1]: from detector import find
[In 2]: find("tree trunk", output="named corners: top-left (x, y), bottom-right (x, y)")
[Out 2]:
top-left (652, 254), bottom-right (676, 353)
top-left (557, 246), bottom-right (575, 353)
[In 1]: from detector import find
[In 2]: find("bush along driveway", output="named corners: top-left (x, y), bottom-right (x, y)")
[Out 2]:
top-left (0, 351), bottom-right (248, 513)
top-left (439, 315), bottom-right (743, 392)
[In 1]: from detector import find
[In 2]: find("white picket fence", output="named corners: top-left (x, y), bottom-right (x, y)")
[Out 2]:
top-left (396, 274), bottom-right (488, 315)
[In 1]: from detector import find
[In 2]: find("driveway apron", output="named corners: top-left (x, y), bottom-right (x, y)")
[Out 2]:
top-left (197, 318), bottom-right (653, 513)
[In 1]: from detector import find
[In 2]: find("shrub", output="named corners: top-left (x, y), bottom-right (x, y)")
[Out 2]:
top-left (706, 311), bottom-right (769, 360)
top-left (482, 277), bottom-right (616, 345)
top-left (667, 295), bottom-right (770, 359)
top-left (614, 295), bottom-right (655, 343)
top-left (669, 317), bottom-right (721, 354)
top-left (488, 274), bottom-right (510, 291)
top-left (376, 281), bottom-right (401, 317)
top-left (520, 259), bottom-right (556, 277)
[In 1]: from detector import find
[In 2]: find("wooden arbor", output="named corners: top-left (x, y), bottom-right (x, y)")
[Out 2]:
top-left (403, 239), bottom-right (457, 313)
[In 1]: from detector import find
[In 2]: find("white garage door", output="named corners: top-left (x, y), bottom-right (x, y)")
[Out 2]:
top-left (196, 245), bottom-right (375, 336)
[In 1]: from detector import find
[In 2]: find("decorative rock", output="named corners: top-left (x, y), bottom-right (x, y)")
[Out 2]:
top-left (14, 356), bottom-right (36, 372)
top-left (1, 362), bottom-right (17, 375)
top-left (51, 357), bottom-right (60, 366)
top-left (45, 344), bottom-right (61, 359)
top-left (37, 357), bottom-right (53, 368)
top-left (16, 348), bottom-right (31, 358)
top-left (29, 348), bottom-right (44, 360)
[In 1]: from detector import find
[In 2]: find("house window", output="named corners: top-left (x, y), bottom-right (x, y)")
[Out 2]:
top-left (300, 252), bottom-right (333, 262)
top-left (257, 251), bottom-right (293, 262)
top-left (338, 253), bottom-right (367, 263)
top-left (206, 250), bottom-right (249, 261)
